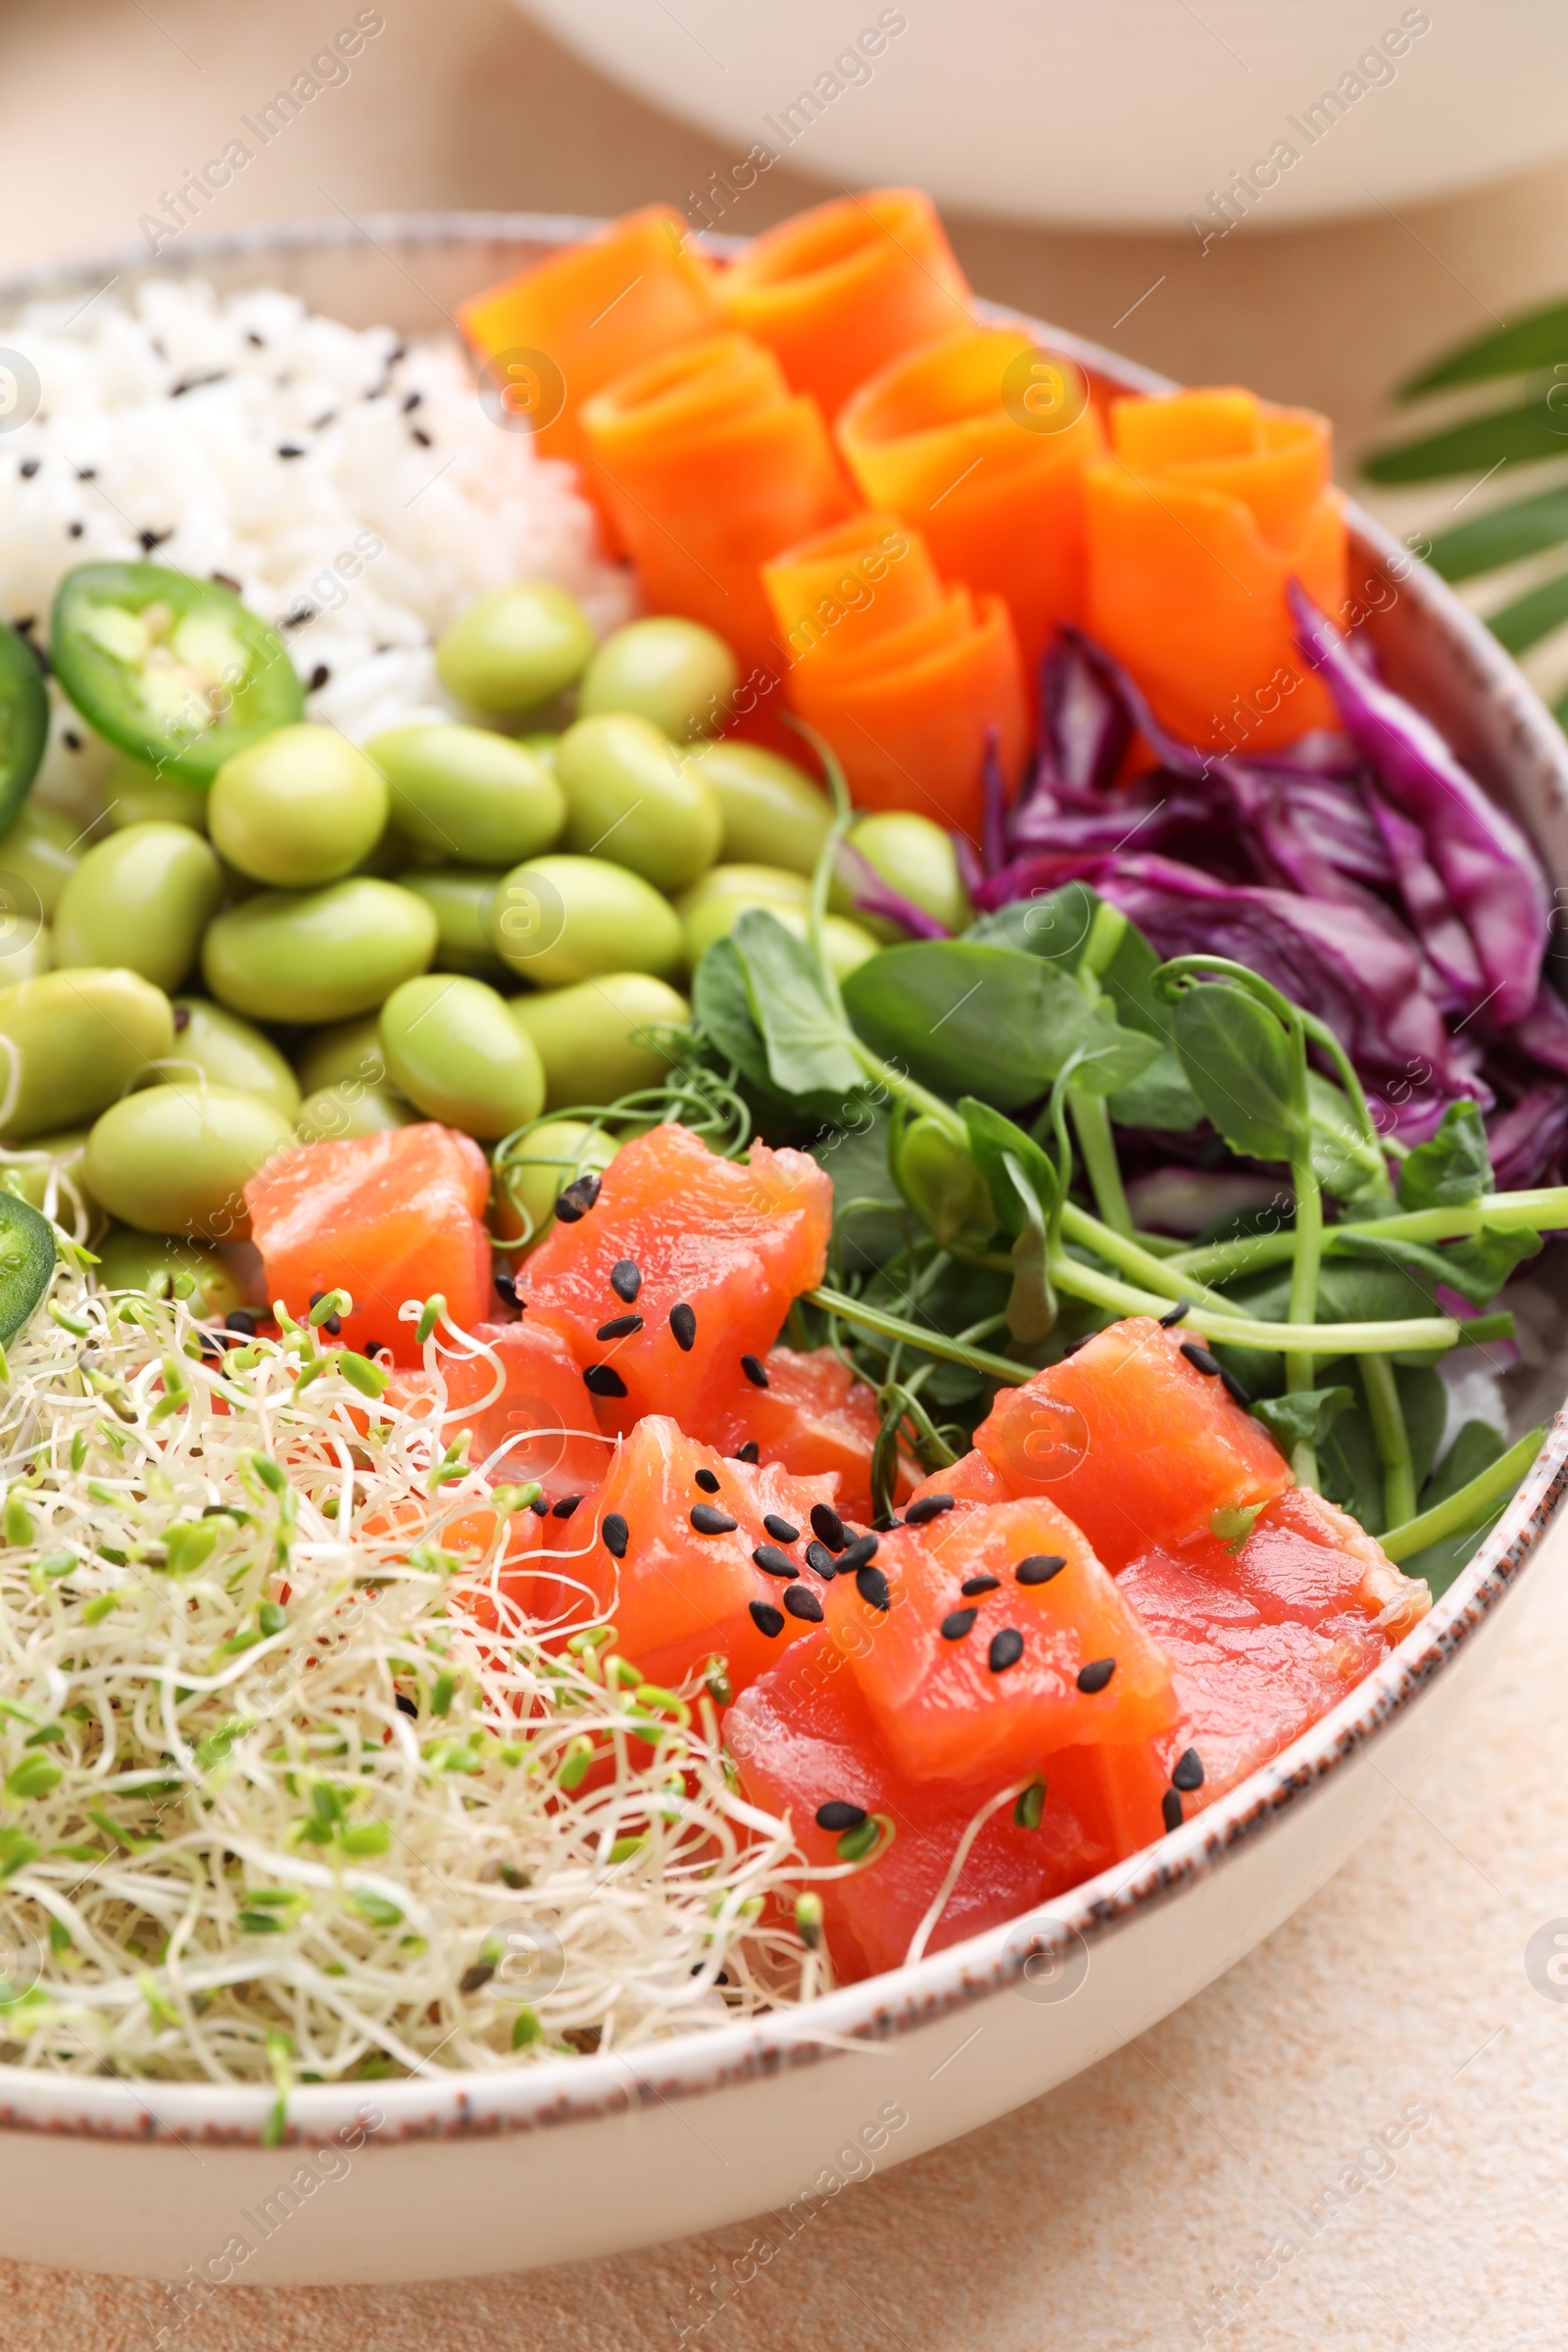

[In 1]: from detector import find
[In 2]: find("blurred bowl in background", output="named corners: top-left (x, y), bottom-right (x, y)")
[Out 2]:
top-left (511, 0), bottom-right (1568, 229)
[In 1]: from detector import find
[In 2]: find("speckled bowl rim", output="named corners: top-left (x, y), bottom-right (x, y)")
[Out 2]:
top-left (0, 212), bottom-right (1564, 2147)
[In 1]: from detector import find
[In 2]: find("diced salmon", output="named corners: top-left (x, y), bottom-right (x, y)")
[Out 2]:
top-left (695, 1343), bottom-right (910, 1521)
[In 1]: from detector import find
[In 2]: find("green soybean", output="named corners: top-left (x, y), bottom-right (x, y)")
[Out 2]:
top-left (686, 742), bottom-right (834, 875)
top-left (488, 855), bottom-right (681, 988)
top-left (493, 1118), bottom-right (619, 1249)
top-left (379, 973), bottom-right (546, 1140)
top-left (203, 877), bottom-right (437, 1023)
top-left (85, 1084), bottom-right (296, 1239)
top-left (834, 809), bottom-right (973, 939)
top-left (435, 584), bottom-right (594, 714)
top-left (509, 971), bottom-right (689, 1109)
top-left (0, 803), bottom-right (84, 917)
top-left (0, 1130), bottom-right (93, 1218)
top-left (368, 724), bottom-right (564, 867)
top-left (295, 1015), bottom-right (387, 1097)
top-left (94, 1226), bottom-right (249, 1319)
top-left (53, 821), bottom-right (222, 992)
top-left (557, 714), bottom-right (720, 892)
top-left (296, 1082), bottom-right (417, 1143)
top-left (102, 758), bottom-right (208, 833)
top-left (0, 968), bottom-right (173, 1141)
top-left (0, 928), bottom-right (49, 987)
top-left (150, 999), bottom-right (302, 1121)
top-left (396, 867), bottom-right (506, 976)
top-left (676, 862), bottom-right (808, 967)
top-left (577, 617), bottom-right (739, 742)
top-left (209, 725), bottom-right (388, 886)
top-left (683, 886), bottom-right (877, 978)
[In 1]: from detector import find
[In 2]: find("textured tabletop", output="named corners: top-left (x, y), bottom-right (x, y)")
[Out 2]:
top-left (4, 5), bottom-right (1568, 2344)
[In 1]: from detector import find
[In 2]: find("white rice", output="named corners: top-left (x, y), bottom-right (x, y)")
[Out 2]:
top-left (0, 275), bottom-right (633, 822)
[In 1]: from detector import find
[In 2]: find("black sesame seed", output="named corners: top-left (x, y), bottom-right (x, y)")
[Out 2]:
top-left (694, 1467), bottom-right (720, 1494)
top-left (75, 466), bottom-right (96, 480)
top-left (856, 1564), bottom-right (890, 1611)
top-left (247, 331), bottom-right (266, 348)
top-left (1180, 1341), bottom-right (1224, 1379)
top-left (906, 1494), bottom-right (955, 1525)
top-left (752, 1544), bottom-right (798, 1580)
top-left (988, 1628), bottom-right (1024, 1673)
top-left (762, 1514), bottom-right (799, 1544)
top-left (583, 1364), bottom-right (627, 1397)
top-left (211, 570), bottom-right (242, 593)
top-left (527, 1494), bottom-right (550, 1517)
top-left (276, 443), bottom-right (306, 459)
top-left (404, 391), bottom-right (423, 413)
top-left (740, 1353), bottom-right (769, 1388)
top-left (395, 1692), bottom-right (417, 1717)
top-left (733, 1442), bottom-right (760, 1463)
top-left (783, 1585), bottom-right (823, 1622)
top-left (364, 1341), bottom-right (388, 1363)
top-left (1060, 1336), bottom-right (1092, 1357)
top-left (596, 1314), bottom-right (643, 1341)
top-left (961, 1573), bottom-right (1001, 1596)
top-left (494, 1271), bottom-right (517, 1305)
top-left (809, 1503), bottom-right (846, 1552)
top-left (1159, 1300), bottom-right (1191, 1328)
top-left (222, 1308), bottom-right (258, 1336)
top-left (1161, 1788), bottom-right (1184, 1834)
top-left (552, 1494), bottom-right (582, 1519)
top-left (411, 426), bottom-right (432, 448)
top-left (172, 1004), bottom-right (191, 1033)
top-left (837, 1533), bottom-right (878, 1573)
top-left (814, 1800), bottom-right (866, 1832)
top-left (602, 1513), bottom-right (629, 1558)
top-left (691, 1504), bottom-right (739, 1535)
top-left (1016, 1553), bottom-right (1067, 1586)
top-left (62, 729), bottom-right (81, 750)
top-left (941, 1607), bottom-right (978, 1641)
top-left (1171, 1747), bottom-right (1204, 1792)
top-left (308, 662), bottom-right (330, 692)
top-left (67, 520), bottom-right (83, 538)
top-left (19, 459), bottom-right (39, 478)
top-left (804, 1541), bottom-right (838, 1580)
top-left (1220, 1368), bottom-right (1252, 1408)
top-left (171, 370), bottom-right (227, 397)
top-left (555, 1173), bottom-right (602, 1222)
top-left (668, 1302), bottom-right (697, 1352)
top-left (610, 1259), bottom-right (642, 1302)
top-left (749, 1599), bottom-right (784, 1638)
top-left (1076, 1657), bottom-right (1116, 1693)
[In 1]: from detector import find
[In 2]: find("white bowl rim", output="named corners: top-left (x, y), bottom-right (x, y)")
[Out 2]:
top-left (0, 211), bottom-right (1563, 2148)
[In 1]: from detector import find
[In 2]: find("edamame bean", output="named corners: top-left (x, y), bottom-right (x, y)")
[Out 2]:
top-left (834, 809), bottom-right (972, 939)
top-left (209, 725), bottom-right (388, 887)
top-left (380, 973), bottom-right (546, 1139)
top-left (488, 855), bottom-right (681, 988)
top-left (684, 885), bottom-right (877, 977)
top-left (686, 742), bottom-right (833, 876)
top-left (492, 1118), bottom-right (619, 1249)
top-left (296, 1082), bottom-right (417, 1143)
top-left (0, 927), bottom-right (49, 986)
top-left (84, 1084), bottom-right (295, 1239)
top-left (94, 1226), bottom-right (248, 1318)
top-left (509, 972), bottom-right (689, 1109)
top-left (53, 821), bottom-right (222, 992)
top-left (0, 802), bottom-right (80, 919)
top-left (295, 1014), bottom-right (386, 1096)
top-left (149, 999), bottom-right (302, 1121)
top-left (396, 867), bottom-right (506, 975)
top-left (435, 584), bottom-right (594, 714)
top-left (0, 968), bottom-right (173, 1141)
top-left (203, 877), bottom-right (437, 1023)
top-left (557, 713), bottom-right (720, 891)
top-left (577, 617), bottom-right (739, 742)
top-left (0, 1130), bottom-right (92, 1219)
top-left (675, 862), bottom-right (808, 967)
top-left (103, 758), bottom-right (208, 833)
top-left (368, 724), bottom-right (564, 866)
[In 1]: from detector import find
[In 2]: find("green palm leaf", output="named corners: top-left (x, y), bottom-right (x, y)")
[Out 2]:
top-left (1363, 398), bottom-right (1568, 484)
top-left (1424, 485), bottom-right (1568, 582)
top-left (1397, 298), bottom-right (1568, 400)
top-left (1485, 567), bottom-right (1568, 656)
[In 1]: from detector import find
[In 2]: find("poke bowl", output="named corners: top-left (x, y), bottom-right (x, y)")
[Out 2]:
top-left (0, 205), bottom-right (1562, 2289)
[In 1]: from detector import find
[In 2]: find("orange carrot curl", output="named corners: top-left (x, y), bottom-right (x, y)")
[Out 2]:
top-left (837, 326), bottom-right (1108, 667)
top-left (762, 511), bottom-right (1029, 838)
top-left (580, 335), bottom-right (855, 673)
top-left (1082, 386), bottom-right (1347, 754)
top-left (721, 189), bottom-right (972, 421)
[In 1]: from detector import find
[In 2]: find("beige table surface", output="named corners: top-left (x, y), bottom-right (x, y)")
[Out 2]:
top-left (4, 4), bottom-right (1568, 2344)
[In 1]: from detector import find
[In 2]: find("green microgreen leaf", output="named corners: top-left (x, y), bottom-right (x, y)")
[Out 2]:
top-left (1397, 1100), bottom-right (1494, 1212)
top-left (730, 907), bottom-right (864, 1098)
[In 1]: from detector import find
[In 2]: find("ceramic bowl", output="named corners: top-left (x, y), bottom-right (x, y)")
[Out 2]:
top-left (511, 0), bottom-right (1568, 229)
top-left (0, 216), bottom-right (1565, 2288)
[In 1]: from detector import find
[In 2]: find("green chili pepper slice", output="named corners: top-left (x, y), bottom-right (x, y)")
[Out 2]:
top-left (0, 623), bottom-right (48, 835)
top-left (49, 563), bottom-right (303, 785)
top-left (0, 1192), bottom-right (55, 1347)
